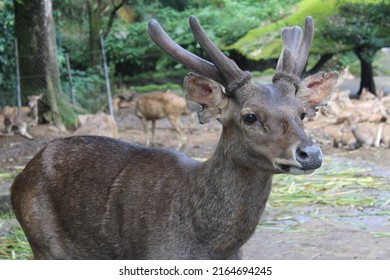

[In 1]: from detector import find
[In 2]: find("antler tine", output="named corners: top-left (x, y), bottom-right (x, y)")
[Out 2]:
top-left (273, 16), bottom-right (315, 90)
top-left (147, 19), bottom-right (225, 85)
top-left (296, 16), bottom-right (314, 75)
top-left (188, 16), bottom-right (251, 92)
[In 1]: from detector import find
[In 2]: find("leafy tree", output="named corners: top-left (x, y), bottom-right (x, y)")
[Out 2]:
top-left (323, 1), bottom-right (390, 95)
top-left (53, 0), bottom-right (128, 67)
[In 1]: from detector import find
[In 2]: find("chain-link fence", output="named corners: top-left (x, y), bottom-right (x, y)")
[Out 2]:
top-left (0, 84), bottom-right (16, 109)
top-left (1, 38), bottom-right (113, 121)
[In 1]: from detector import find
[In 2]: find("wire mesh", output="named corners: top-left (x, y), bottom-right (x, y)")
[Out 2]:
top-left (1, 40), bottom-right (112, 119)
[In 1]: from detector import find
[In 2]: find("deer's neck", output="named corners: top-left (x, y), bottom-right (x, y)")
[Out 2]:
top-left (30, 105), bottom-right (38, 118)
top-left (183, 132), bottom-right (273, 256)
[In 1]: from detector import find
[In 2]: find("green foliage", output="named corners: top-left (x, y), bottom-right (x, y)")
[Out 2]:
top-left (133, 83), bottom-right (182, 93)
top-left (231, 0), bottom-right (341, 60)
top-left (191, 0), bottom-right (299, 47)
top-left (231, 0), bottom-right (389, 61)
top-left (338, 51), bottom-right (360, 74)
top-left (323, 1), bottom-right (390, 60)
top-left (120, 68), bottom-right (189, 83)
top-left (56, 95), bottom-right (78, 126)
top-left (60, 67), bottom-right (107, 114)
top-left (104, 0), bottom-right (299, 74)
top-left (105, 19), bottom-right (158, 72)
top-left (0, 0), bottom-right (16, 102)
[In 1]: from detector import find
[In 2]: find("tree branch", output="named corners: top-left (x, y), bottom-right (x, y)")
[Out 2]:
top-left (101, 0), bottom-right (127, 39)
top-left (305, 53), bottom-right (334, 77)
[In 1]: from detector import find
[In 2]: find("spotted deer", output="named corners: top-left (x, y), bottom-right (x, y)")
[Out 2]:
top-left (135, 90), bottom-right (188, 149)
top-left (11, 16), bottom-right (337, 259)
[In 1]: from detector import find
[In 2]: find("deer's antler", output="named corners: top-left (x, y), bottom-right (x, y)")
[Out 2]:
top-left (147, 16), bottom-right (250, 93)
top-left (272, 17), bottom-right (314, 91)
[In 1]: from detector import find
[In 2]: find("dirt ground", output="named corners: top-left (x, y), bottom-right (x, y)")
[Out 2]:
top-left (1, 109), bottom-right (389, 260)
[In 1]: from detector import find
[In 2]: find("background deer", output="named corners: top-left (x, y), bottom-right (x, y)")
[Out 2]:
top-left (11, 16), bottom-right (337, 259)
top-left (306, 80), bottom-right (390, 149)
top-left (135, 90), bottom-right (188, 149)
top-left (1, 94), bottom-right (42, 139)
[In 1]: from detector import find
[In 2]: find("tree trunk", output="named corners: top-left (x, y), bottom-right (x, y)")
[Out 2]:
top-left (354, 46), bottom-right (378, 96)
top-left (14, 0), bottom-right (66, 131)
top-left (87, 0), bottom-right (102, 67)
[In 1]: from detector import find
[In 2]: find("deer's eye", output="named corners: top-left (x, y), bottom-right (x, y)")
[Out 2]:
top-left (244, 114), bottom-right (258, 125)
top-left (300, 112), bottom-right (307, 120)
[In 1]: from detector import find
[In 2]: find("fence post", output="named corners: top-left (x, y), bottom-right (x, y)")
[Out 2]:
top-left (100, 36), bottom-right (113, 116)
top-left (14, 38), bottom-right (22, 117)
top-left (65, 53), bottom-right (76, 106)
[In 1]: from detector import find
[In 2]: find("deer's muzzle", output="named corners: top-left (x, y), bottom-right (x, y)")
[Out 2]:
top-left (295, 144), bottom-right (323, 169)
top-left (274, 143), bottom-right (323, 175)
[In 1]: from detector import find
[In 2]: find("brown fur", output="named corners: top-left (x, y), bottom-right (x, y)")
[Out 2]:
top-left (135, 90), bottom-right (188, 149)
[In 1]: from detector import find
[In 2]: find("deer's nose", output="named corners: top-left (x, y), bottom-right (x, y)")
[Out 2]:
top-left (295, 144), bottom-right (323, 170)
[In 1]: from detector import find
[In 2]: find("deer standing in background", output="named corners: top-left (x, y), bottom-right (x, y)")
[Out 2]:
top-left (135, 90), bottom-right (188, 149)
top-left (11, 16), bottom-right (338, 259)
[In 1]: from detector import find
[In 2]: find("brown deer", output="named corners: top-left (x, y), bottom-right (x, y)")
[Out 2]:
top-left (11, 16), bottom-right (338, 259)
top-left (1, 94), bottom-right (42, 139)
top-left (135, 90), bottom-right (188, 149)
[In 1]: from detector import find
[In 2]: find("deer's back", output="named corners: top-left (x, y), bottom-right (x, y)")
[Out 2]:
top-left (136, 92), bottom-right (187, 120)
top-left (11, 136), bottom-right (198, 259)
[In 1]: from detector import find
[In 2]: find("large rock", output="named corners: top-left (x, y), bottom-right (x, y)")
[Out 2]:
top-left (73, 113), bottom-right (119, 138)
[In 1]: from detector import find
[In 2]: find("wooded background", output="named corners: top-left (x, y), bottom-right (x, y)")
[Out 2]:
top-left (0, 0), bottom-right (389, 130)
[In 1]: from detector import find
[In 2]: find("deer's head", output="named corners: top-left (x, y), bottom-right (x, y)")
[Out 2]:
top-left (148, 16), bottom-right (338, 175)
top-left (28, 94), bottom-right (42, 108)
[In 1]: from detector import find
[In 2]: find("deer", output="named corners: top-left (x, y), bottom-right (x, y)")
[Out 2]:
top-left (341, 118), bottom-right (377, 148)
top-left (1, 94), bottom-right (42, 139)
top-left (11, 16), bottom-right (338, 260)
top-left (135, 90), bottom-right (188, 149)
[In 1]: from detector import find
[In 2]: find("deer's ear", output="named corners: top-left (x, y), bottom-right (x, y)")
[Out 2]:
top-left (184, 73), bottom-right (228, 124)
top-left (297, 71), bottom-right (338, 117)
